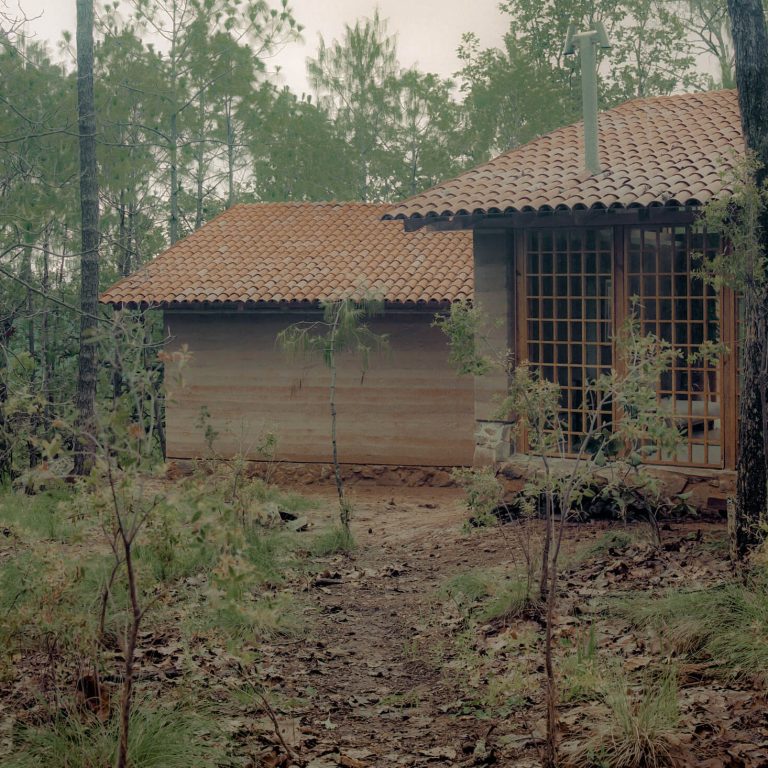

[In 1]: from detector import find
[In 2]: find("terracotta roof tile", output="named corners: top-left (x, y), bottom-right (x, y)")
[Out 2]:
top-left (385, 90), bottom-right (742, 221)
top-left (101, 202), bottom-right (472, 307)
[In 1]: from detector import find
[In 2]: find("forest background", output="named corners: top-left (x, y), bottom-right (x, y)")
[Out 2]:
top-left (0, 0), bottom-right (738, 474)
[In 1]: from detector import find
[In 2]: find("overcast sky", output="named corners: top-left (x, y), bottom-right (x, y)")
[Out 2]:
top-left (17, 0), bottom-right (508, 93)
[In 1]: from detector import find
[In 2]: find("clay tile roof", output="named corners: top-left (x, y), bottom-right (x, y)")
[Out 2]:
top-left (101, 202), bottom-right (472, 308)
top-left (385, 89), bottom-right (742, 221)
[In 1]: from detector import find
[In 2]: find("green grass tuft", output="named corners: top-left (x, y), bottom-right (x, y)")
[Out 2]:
top-left (0, 488), bottom-right (78, 542)
top-left (565, 674), bottom-right (680, 768)
top-left (479, 579), bottom-right (533, 622)
top-left (206, 592), bottom-right (303, 644)
top-left (559, 625), bottom-right (602, 704)
top-left (581, 531), bottom-right (635, 560)
top-left (5, 702), bottom-right (223, 768)
top-left (311, 526), bottom-right (355, 556)
top-left (612, 579), bottom-right (768, 681)
top-left (442, 571), bottom-right (492, 606)
top-left (441, 570), bottom-right (535, 622)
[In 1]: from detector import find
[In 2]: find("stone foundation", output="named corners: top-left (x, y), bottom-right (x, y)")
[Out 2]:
top-left (167, 455), bottom-right (736, 515)
top-left (473, 420), bottom-right (513, 466)
top-left (498, 458), bottom-right (735, 517)
top-left (167, 459), bottom-right (458, 488)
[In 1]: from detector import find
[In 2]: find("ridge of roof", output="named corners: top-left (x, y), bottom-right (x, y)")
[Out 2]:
top-left (100, 201), bottom-right (473, 308)
top-left (384, 89), bottom-right (742, 221)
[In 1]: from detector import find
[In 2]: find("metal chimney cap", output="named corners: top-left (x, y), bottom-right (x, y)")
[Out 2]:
top-left (562, 22), bottom-right (577, 56)
top-left (595, 21), bottom-right (611, 49)
top-left (563, 21), bottom-right (612, 54)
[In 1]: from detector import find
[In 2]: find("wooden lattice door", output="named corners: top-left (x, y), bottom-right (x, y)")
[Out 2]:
top-left (520, 222), bottom-right (728, 468)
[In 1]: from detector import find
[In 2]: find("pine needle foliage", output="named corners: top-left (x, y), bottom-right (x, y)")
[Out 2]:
top-left (277, 296), bottom-right (387, 371)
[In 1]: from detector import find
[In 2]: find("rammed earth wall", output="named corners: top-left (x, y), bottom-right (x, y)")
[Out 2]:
top-left (164, 310), bottom-right (475, 467)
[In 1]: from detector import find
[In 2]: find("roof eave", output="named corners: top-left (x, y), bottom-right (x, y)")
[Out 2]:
top-left (389, 201), bottom-right (705, 232)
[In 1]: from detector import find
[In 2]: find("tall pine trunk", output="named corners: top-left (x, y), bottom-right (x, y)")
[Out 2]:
top-left (21, 232), bottom-right (35, 362)
top-left (195, 90), bottom-right (206, 229)
top-left (41, 227), bottom-right (53, 425)
top-left (169, 110), bottom-right (179, 245)
top-left (112, 190), bottom-right (130, 404)
top-left (226, 97), bottom-right (235, 209)
top-left (728, 0), bottom-right (768, 555)
top-left (73, 0), bottom-right (100, 476)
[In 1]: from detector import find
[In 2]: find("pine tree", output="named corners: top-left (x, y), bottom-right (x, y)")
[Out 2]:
top-left (73, 0), bottom-right (100, 476)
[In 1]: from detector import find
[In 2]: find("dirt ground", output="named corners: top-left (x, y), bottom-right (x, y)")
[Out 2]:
top-left (265, 487), bottom-right (508, 767)
top-left (251, 486), bottom-right (768, 768)
top-left (3, 483), bottom-right (767, 767)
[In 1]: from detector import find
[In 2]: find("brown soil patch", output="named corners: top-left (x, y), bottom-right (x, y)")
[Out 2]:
top-left (253, 486), bottom-right (768, 768)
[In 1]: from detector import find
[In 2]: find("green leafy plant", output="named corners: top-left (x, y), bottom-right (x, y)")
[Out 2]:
top-left (433, 301), bottom-right (493, 376)
top-left (452, 466), bottom-right (505, 528)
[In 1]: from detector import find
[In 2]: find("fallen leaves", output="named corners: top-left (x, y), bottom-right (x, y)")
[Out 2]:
top-left (5, 486), bottom-right (766, 768)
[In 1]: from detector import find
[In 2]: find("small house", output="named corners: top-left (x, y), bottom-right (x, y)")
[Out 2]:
top-left (101, 203), bottom-right (476, 471)
top-left (385, 89), bottom-right (743, 478)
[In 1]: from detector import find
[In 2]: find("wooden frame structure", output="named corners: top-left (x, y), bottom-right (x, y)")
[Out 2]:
top-left (472, 209), bottom-right (738, 471)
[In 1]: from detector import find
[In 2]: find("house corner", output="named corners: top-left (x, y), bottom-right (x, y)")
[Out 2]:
top-left (473, 229), bottom-right (514, 467)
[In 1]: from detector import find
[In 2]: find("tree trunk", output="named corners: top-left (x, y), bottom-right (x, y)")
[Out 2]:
top-left (727, 0), bottom-right (768, 555)
top-left (329, 340), bottom-right (346, 517)
top-left (0, 314), bottom-right (15, 483)
top-left (21, 235), bottom-right (35, 362)
top-left (226, 97), bottom-right (236, 209)
top-left (195, 90), bottom-right (206, 229)
top-left (41, 229), bottom-right (53, 425)
top-left (170, 110), bottom-right (179, 245)
top-left (73, 0), bottom-right (101, 476)
top-left (327, 314), bottom-right (348, 530)
top-left (116, 188), bottom-right (129, 277)
top-left (729, 0), bottom-right (768, 174)
top-left (112, 190), bottom-right (131, 404)
top-left (116, 525), bottom-right (141, 768)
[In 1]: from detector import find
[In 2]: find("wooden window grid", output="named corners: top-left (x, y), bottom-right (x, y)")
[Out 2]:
top-left (517, 223), bottom-right (737, 469)
top-left (524, 228), bottom-right (614, 454)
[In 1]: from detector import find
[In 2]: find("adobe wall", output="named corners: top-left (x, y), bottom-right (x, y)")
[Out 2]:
top-left (473, 230), bottom-right (515, 465)
top-left (163, 310), bottom-right (475, 467)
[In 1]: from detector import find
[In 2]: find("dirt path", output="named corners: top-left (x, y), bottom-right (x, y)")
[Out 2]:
top-left (260, 488), bottom-right (541, 768)
top-left (256, 486), bottom-right (767, 768)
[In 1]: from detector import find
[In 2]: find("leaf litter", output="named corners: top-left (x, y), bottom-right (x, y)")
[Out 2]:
top-left (2, 484), bottom-right (768, 766)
